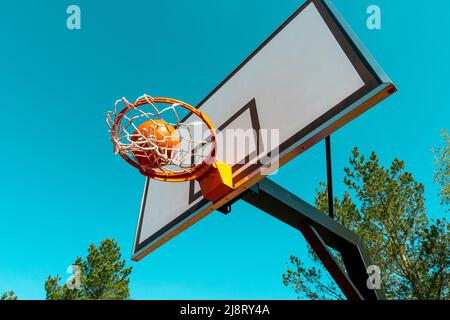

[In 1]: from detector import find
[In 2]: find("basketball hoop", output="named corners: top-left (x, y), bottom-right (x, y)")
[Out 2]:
top-left (107, 94), bottom-right (234, 202)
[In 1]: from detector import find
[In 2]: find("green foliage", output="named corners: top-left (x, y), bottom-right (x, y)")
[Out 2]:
top-left (283, 147), bottom-right (449, 300)
top-left (283, 256), bottom-right (345, 300)
top-left (1, 291), bottom-right (17, 300)
top-left (45, 239), bottom-right (132, 300)
top-left (434, 130), bottom-right (450, 209)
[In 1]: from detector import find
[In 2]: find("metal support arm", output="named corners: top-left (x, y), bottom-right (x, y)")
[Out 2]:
top-left (240, 178), bottom-right (385, 300)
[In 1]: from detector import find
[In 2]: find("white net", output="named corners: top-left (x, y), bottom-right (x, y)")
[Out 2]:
top-left (106, 95), bottom-right (215, 176)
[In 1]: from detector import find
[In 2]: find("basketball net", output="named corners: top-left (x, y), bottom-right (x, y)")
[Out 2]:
top-left (107, 94), bottom-right (234, 202)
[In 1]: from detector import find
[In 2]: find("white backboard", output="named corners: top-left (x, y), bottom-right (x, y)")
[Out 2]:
top-left (133, 0), bottom-right (395, 260)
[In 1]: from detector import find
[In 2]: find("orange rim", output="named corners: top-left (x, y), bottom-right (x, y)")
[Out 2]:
top-left (112, 96), bottom-right (217, 182)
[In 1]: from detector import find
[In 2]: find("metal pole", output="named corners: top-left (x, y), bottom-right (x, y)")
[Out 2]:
top-left (325, 136), bottom-right (334, 219)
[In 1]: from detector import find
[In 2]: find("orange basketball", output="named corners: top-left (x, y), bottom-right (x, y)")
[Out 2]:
top-left (130, 120), bottom-right (180, 168)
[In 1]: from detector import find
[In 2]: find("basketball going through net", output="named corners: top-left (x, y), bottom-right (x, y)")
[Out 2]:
top-left (107, 94), bottom-right (234, 202)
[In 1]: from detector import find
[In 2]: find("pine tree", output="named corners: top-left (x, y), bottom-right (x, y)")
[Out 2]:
top-left (45, 239), bottom-right (132, 300)
top-left (283, 146), bottom-right (449, 300)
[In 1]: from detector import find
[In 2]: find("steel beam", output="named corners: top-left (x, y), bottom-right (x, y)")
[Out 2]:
top-left (240, 178), bottom-right (385, 300)
top-left (325, 136), bottom-right (334, 219)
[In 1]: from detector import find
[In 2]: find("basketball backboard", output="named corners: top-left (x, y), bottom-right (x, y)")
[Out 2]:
top-left (132, 0), bottom-right (396, 261)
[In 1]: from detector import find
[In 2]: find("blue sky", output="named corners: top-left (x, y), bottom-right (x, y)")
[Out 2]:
top-left (0, 0), bottom-right (448, 299)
